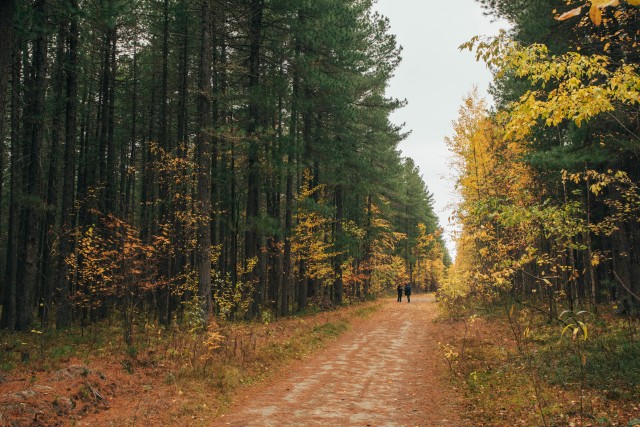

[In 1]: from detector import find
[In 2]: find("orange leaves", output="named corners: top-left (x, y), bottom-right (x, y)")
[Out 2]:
top-left (589, 4), bottom-right (603, 25)
top-left (556, 6), bottom-right (583, 21)
top-left (67, 212), bottom-right (168, 309)
top-left (555, 0), bottom-right (639, 26)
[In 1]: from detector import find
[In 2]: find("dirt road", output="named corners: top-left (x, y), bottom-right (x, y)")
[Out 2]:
top-left (215, 295), bottom-right (465, 426)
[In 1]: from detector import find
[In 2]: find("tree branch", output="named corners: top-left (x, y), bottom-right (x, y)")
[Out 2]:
top-left (613, 270), bottom-right (640, 304)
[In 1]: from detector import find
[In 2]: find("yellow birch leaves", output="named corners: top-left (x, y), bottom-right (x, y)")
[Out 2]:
top-left (462, 35), bottom-right (640, 140)
top-left (555, 0), bottom-right (638, 26)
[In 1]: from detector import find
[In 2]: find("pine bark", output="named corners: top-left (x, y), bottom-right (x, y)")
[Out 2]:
top-left (245, 0), bottom-right (265, 317)
top-left (56, 0), bottom-right (79, 328)
top-left (196, 0), bottom-right (213, 317)
top-left (1, 39), bottom-right (22, 330)
top-left (17, 0), bottom-right (48, 330)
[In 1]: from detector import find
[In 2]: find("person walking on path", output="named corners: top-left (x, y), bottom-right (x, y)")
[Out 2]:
top-left (397, 284), bottom-right (403, 302)
top-left (404, 283), bottom-right (412, 303)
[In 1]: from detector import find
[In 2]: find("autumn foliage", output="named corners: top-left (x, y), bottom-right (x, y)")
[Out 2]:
top-left (446, 1), bottom-right (640, 316)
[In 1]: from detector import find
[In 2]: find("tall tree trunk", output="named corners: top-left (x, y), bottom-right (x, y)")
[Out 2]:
top-left (333, 185), bottom-right (344, 304)
top-left (97, 31), bottom-right (110, 210)
top-left (125, 41), bottom-right (137, 218)
top-left (282, 39), bottom-right (300, 317)
top-left (56, 0), bottom-right (79, 328)
top-left (1, 39), bottom-right (22, 330)
top-left (140, 69), bottom-right (157, 240)
top-left (41, 21), bottom-right (68, 327)
top-left (217, 24), bottom-right (230, 280)
top-left (196, 0), bottom-right (213, 317)
top-left (17, 0), bottom-right (48, 330)
top-left (0, 0), bottom-right (14, 140)
top-left (157, 0), bottom-right (171, 327)
top-left (245, 0), bottom-right (264, 317)
top-left (0, 0), bottom-right (15, 248)
top-left (210, 8), bottom-right (220, 259)
top-left (173, 3), bottom-right (189, 318)
top-left (105, 30), bottom-right (117, 213)
top-left (363, 194), bottom-right (373, 298)
top-left (76, 55), bottom-right (94, 229)
top-left (296, 104), bottom-right (314, 311)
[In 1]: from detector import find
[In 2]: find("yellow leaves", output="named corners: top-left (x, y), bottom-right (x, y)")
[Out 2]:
top-left (292, 187), bottom-right (335, 284)
top-left (493, 42), bottom-right (639, 138)
top-left (590, 252), bottom-right (603, 267)
top-left (561, 321), bottom-right (589, 341)
top-left (591, 0), bottom-right (619, 7)
top-left (589, 4), bottom-right (603, 26)
top-left (200, 321), bottom-right (225, 362)
top-left (556, 0), bottom-right (628, 26)
top-left (560, 310), bottom-right (592, 342)
top-left (66, 211), bottom-right (169, 308)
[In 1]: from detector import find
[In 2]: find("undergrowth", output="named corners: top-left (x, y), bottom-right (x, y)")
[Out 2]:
top-left (438, 299), bottom-right (640, 426)
top-left (0, 300), bottom-right (379, 420)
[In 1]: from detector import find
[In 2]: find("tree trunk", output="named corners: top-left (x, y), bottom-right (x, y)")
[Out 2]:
top-left (17, 0), bottom-right (48, 330)
top-left (196, 0), bottom-right (213, 317)
top-left (363, 194), bottom-right (373, 298)
top-left (41, 21), bottom-right (68, 327)
top-left (244, 0), bottom-right (265, 317)
top-left (1, 39), bottom-right (22, 330)
top-left (173, 3), bottom-right (189, 319)
top-left (56, 0), bottom-right (79, 328)
top-left (333, 185), bottom-right (344, 304)
top-left (105, 30), bottom-right (117, 213)
top-left (281, 55), bottom-right (299, 317)
top-left (125, 41), bottom-right (137, 218)
top-left (157, 0), bottom-right (171, 327)
top-left (0, 0), bottom-right (14, 141)
top-left (0, 0), bottom-right (15, 248)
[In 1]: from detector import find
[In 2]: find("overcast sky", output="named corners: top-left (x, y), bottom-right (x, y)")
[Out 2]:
top-left (372, 0), bottom-right (509, 257)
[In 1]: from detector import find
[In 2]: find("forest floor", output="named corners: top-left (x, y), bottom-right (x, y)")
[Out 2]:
top-left (213, 294), bottom-right (466, 426)
top-left (0, 295), bottom-right (471, 426)
top-left (4, 296), bottom-right (638, 426)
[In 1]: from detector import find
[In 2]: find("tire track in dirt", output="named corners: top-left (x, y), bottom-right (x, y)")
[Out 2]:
top-left (214, 295), bottom-right (465, 426)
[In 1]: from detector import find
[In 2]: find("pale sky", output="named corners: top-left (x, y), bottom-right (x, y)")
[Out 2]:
top-left (372, 0), bottom-right (509, 257)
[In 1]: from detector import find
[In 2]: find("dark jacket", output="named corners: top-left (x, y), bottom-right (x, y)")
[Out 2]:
top-left (404, 284), bottom-right (412, 296)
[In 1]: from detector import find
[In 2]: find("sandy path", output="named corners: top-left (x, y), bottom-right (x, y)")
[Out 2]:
top-left (214, 295), bottom-right (465, 426)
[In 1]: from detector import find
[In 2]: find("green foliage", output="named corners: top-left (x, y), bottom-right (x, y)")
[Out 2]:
top-left (49, 345), bottom-right (74, 361)
top-left (441, 302), bottom-right (640, 424)
top-left (2, 0), bottom-right (446, 331)
top-left (312, 321), bottom-right (349, 338)
top-left (540, 322), bottom-right (640, 396)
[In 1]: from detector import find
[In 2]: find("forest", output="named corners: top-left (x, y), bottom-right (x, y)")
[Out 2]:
top-left (1, 0), bottom-right (640, 425)
top-left (438, 0), bottom-right (640, 424)
top-left (444, 0), bottom-right (640, 319)
top-left (0, 0), bottom-right (448, 335)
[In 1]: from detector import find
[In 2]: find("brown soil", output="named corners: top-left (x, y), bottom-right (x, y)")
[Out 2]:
top-left (0, 295), bottom-right (467, 426)
top-left (214, 294), bottom-right (466, 426)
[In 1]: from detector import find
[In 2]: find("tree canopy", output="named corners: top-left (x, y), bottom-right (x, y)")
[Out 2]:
top-left (0, 0), bottom-right (447, 334)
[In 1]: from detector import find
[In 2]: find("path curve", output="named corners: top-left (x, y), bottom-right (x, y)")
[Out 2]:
top-left (214, 295), bottom-right (465, 426)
